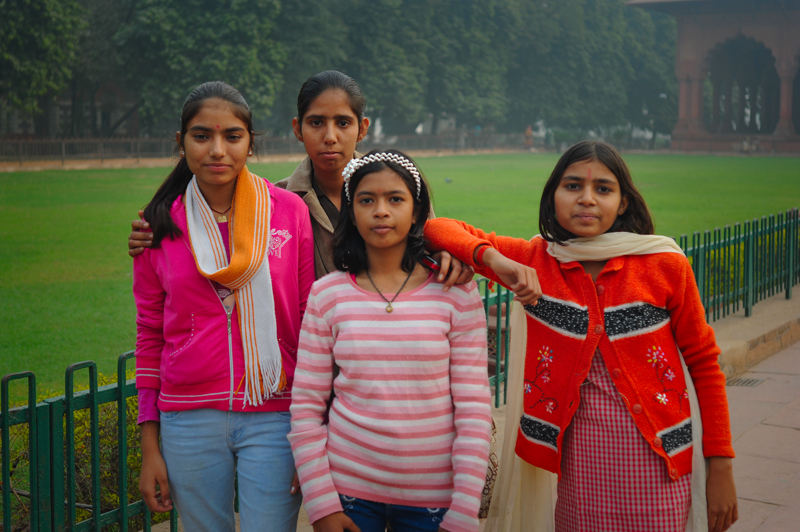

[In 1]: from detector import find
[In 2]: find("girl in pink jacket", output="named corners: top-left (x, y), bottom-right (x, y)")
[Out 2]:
top-left (133, 81), bottom-right (314, 532)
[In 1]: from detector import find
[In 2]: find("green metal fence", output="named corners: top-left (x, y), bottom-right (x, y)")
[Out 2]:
top-left (2, 208), bottom-right (799, 531)
top-left (1, 353), bottom-right (178, 532)
top-left (678, 208), bottom-right (799, 322)
top-left (478, 280), bottom-right (513, 408)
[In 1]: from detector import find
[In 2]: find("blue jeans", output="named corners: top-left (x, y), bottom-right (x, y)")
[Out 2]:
top-left (159, 409), bottom-right (301, 532)
top-left (339, 495), bottom-right (448, 532)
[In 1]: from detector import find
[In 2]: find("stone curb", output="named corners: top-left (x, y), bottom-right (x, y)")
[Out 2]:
top-left (712, 291), bottom-right (800, 378)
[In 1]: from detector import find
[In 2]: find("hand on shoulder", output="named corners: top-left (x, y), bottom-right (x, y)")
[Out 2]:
top-left (432, 250), bottom-right (475, 292)
top-left (129, 210), bottom-right (152, 257)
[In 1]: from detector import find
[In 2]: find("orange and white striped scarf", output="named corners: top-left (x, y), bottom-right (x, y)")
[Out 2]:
top-left (185, 166), bottom-right (284, 407)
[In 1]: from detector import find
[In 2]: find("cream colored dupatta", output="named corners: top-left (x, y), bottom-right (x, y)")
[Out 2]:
top-left (486, 232), bottom-right (707, 532)
top-left (185, 166), bottom-right (285, 406)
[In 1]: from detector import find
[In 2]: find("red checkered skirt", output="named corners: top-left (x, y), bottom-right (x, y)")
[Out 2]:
top-left (554, 352), bottom-right (692, 532)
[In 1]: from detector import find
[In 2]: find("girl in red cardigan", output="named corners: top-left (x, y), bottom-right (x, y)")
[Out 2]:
top-left (424, 140), bottom-right (738, 532)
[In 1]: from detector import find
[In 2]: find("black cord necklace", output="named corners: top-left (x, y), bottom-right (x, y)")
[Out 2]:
top-left (365, 268), bottom-right (414, 313)
top-left (210, 205), bottom-right (232, 223)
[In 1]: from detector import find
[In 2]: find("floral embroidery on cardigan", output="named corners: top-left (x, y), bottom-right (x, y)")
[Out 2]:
top-left (647, 345), bottom-right (685, 408)
top-left (524, 346), bottom-right (560, 414)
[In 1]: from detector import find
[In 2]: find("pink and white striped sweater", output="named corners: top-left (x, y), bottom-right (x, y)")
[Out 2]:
top-left (288, 271), bottom-right (492, 532)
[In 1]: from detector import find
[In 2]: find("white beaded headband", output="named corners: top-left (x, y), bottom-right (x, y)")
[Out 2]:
top-left (342, 152), bottom-right (422, 203)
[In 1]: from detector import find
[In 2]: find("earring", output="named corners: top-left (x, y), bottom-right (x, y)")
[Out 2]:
top-left (180, 150), bottom-right (185, 156)
top-left (248, 150), bottom-right (252, 156)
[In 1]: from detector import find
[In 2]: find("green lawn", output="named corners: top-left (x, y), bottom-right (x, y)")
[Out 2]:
top-left (1, 153), bottom-right (798, 400)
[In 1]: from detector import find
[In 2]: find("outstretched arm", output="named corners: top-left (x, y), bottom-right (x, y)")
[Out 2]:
top-left (480, 247), bottom-right (542, 306)
top-left (424, 218), bottom-right (542, 305)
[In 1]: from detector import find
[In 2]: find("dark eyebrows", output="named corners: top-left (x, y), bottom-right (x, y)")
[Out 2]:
top-left (188, 125), bottom-right (246, 133)
top-left (305, 114), bottom-right (355, 121)
top-left (355, 189), bottom-right (409, 197)
top-left (561, 175), bottom-right (618, 186)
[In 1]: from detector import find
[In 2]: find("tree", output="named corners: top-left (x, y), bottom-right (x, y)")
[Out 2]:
top-left (340, 0), bottom-right (431, 134)
top-left (505, 0), bottom-right (676, 139)
top-left (63, 0), bottom-right (134, 137)
top-left (424, 0), bottom-right (518, 131)
top-left (506, 0), bottom-right (589, 132)
top-left (116, 0), bottom-right (286, 136)
top-left (622, 5), bottom-right (677, 141)
top-left (261, 0), bottom-right (348, 134)
top-left (0, 0), bottom-right (84, 114)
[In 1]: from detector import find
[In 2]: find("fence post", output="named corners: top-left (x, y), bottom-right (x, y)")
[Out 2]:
top-left (697, 231), bottom-right (708, 318)
top-left (117, 352), bottom-right (135, 530)
top-left (36, 402), bottom-right (52, 532)
top-left (44, 397), bottom-right (65, 532)
top-left (788, 209), bottom-right (797, 300)
top-left (64, 362), bottom-right (101, 532)
top-left (1, 372), bottom-right (38, 532)
top-left (495, 287), bottom-right (503, 408)
top-left (744, 220), bottom-right (755, 317)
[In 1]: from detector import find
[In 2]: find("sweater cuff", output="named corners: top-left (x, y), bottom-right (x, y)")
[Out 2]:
top-left (424, 221), bottom-right (491, 269)
top-left (702, 437), bottom-right (735, 459)
top-left (137, 387), bottom-right (160, 424)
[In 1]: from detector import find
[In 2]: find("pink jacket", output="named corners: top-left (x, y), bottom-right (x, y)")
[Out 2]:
top-left (134, 180), bottom-right (315, 416)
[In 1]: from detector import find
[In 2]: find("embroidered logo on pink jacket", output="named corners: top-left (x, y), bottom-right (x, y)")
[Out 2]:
top-left (269, 229), bottom-right (292, 258)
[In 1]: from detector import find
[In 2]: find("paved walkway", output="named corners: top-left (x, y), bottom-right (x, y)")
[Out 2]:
top-left (726, 341), bottom-right (800, 531)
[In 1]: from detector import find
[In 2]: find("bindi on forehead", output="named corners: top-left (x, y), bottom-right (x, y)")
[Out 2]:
top-left (216, 125), bottom-right (220, 128)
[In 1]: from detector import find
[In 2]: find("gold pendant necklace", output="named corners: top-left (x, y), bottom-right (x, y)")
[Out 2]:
top-left (365, 268), bottom-right (414, 313)
top-left (210, 205), bottom-right (232, 223)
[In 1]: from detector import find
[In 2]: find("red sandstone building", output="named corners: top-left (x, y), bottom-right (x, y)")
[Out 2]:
top-left (630, 0), bottom-right (800, 152)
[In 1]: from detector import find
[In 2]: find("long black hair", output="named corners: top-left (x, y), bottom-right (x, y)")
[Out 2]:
top-left (297, 70), bottom-right (366, 125)
top-left (332, 149), bottom-right (431, 274)
top-left (143, 81), bottom-right (255, 247)
top-left (539, 140), bottom-right (654, 244)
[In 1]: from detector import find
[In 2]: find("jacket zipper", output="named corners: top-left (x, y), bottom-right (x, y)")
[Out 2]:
top-left (203, 277), bottom-right (235, 411)
top-left (226, 304), bottom-right (234, 410)
top-left (182, 236), bottom-right (237, 411)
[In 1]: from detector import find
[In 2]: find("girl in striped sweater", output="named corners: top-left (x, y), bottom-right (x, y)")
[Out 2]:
top-left (288, 149), bottom-right (492, 532)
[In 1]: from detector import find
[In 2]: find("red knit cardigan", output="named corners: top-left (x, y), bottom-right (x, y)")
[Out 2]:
top-left (424, 218), bottom-right (734, 480)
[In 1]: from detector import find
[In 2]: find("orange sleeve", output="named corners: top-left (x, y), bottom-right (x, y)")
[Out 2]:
top-left (424, 218), bottom-right (541, 286)
top-left (668, 257), bottom-right (734, 458)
